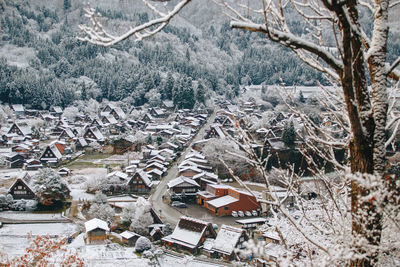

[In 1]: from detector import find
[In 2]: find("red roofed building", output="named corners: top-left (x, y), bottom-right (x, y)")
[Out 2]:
top-left (197, 184), bottom-right (260, 216)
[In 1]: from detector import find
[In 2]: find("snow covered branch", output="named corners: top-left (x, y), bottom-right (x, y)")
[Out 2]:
top-left (230, 21), bottom-right (343, 73)
top-left (78, 0), bottom-right (191, 46)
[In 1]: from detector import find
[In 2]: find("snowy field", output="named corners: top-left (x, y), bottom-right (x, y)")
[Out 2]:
top-left (0, 211), bottom-right (65, 220)
top-left (0, 223), bottom-right (76, 257)
top-left (70, 189), bottom-right (96, 201)
top-left (158, 254), bottom-right (230, 267)
top-left (69, 234), bottom-right (152, 266)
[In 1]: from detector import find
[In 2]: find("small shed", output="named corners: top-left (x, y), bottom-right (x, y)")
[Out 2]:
top-left (85, 218), bottom-right (110, 244)
top-left (120, 231), bottom-right (141, 246)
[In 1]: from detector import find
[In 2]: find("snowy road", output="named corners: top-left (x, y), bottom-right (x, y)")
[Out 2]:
top-left (149, 110), bottom-right (217, 226)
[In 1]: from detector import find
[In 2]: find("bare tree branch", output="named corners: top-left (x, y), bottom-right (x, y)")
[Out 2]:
top-left (78, 0), bottom-right (191, 46)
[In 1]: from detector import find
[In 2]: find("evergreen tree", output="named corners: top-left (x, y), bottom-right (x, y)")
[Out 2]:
top-left (164, 72), bottom-right (174, 100)
top-left (299, 90), bottom-right (305, 103)
top-left (81, 82), bottom-right (87, 101)
top-left (196, 82), bottom-right (206, 104)
top-left (63, 0), bottom-right (71, 11)
top-left (182, 78), bottom-right (194, 109)
top-left (281, 121), bottom-right (296, 148)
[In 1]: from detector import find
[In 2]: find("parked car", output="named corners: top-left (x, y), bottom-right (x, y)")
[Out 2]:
top-left (170, 194), bottom-right (182, 201)
top-left (171, 201), bottom-right (187, 208)
top-left (252, 210), bottom-right (258, 216)
top-left (245, 211), bottom-right (252, 217)
top-left (238, 211), bottom-right (245, 217)
top-left (231, 211), bottom-right (238, 217)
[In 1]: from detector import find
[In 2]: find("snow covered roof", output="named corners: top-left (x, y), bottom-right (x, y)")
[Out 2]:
top-left (179, 165), bottom-right (203, 174)
top-left (12, 104), bottom-right (25, 112)
top-left (88, 127), bottom-right (104, 140)
top-left (147, 168), bottom-right (163, 176)
top-left (52, 106), bottom-right (63, 113)
top-left (113, 107), bottom-right (126, 118)
top-left (235, 218), bottom-right (267, 225)
top-left (207, 195), bottom-right (238, 208)
top-left (185, 151), bottom-right (206, 160)
top-left (120, 230), bottom-right (140, 240)
top-left (8, 177), bottom-right (34, 193)
top-left (162, 100), bottom-right (174, 108)
top-left (104, 115), bottom-right (118, 124)
top-left (212, 225), bottom-right (244, 255)
top-left (107, 171), bottom-right (129, 181)
top-left (133, 169), bottom-right (152, 187)
top-left (262, 231), bottom-right (280, 241)
top-left (168, 176), bottom-right (200, 188)
top-left (76, 137), bottom-right (88, 147)
top-left (193, 172), bottom-right (217, 181)
top-left (85, 218), bottom-right (109, 233)
top-left (163, 216), bottom-right (211, 249)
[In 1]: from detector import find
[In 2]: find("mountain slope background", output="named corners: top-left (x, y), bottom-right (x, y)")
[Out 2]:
top-left (0, 0), bottom-right (398, 109)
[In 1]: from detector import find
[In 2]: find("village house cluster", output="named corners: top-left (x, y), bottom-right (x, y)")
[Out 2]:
top-left (2, 85), bottom-right (392, 265)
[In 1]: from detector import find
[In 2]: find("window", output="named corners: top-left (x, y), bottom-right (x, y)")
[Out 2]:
top-left (224, 207), bottom-right (229, 210)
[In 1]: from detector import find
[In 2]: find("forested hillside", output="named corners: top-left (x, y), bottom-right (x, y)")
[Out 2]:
top-left (0, 0), bottom-right (398, 109)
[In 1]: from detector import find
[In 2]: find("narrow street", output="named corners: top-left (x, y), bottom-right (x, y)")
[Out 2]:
top-left (149, 109), bottom-right (217, 226)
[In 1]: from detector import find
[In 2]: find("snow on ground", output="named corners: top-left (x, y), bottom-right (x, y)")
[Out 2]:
top-left (0, 211), bottom-right (65, 220)
top-left (158, 254), bottom-right (230, 267)
top-left (0, 169), bottom-right (38, 179)
top-left (72, 168), bottom-right (108, 177)
top-left (70, 189), bottom-right (96, 201)
top-left (69, 234), bottom-right (151, 266)
top-left (0, 223), bottom-right (76, 257)
top-left (107, 195), bottom-right (136, 202)
top-left (0, 222), bottom-right (75, 236)
top-left (244, 181), bottom-right (267, 188)
top-left (0, 147), bottom-right (12, 155)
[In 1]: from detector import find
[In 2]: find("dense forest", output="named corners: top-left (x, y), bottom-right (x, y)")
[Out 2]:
top-left (0, 0), bottom-right (398, 109)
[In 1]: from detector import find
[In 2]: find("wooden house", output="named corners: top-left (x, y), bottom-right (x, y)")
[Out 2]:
top-left (50, 140), bottom-right (66, 155)
top-left (23, 158), bottom-right (43, 170)
top-left (110, 106), bottom-right (126, 121)
top-left (8, 177), bottom-right (35, 200)
top-left (162, 216), bottom-right (217, 253)
top-left (161, 100), bottom-right (174, 111)
top-left (192, 172), bottom-right (219, 190)
top-left (11, 104), bottom-right (25, 116)
top-left (205, 124), bottom-right (226, 139)
top-left (102, 115), bottom-right (118, 125)
top-left (179, 166), bottom-right (203, 178)
top-left (149, 107), bottom-right (166, 118)
top-left (84, 127), bottom-right (104, 144)
top-left (5, 153), bottom-right (25, 168)
top-left (210, 225), bottom-right (248, 260)
top-left (150, 227), bottom-right (164, 241)
top-left (112, 135), bottom-right (137, 154)
top-left (50, 106), bottom-right (63, 117)
top-left (142, 113), bottom-right (154, 123)
top-left (75, 137), bottom-right (88, 150)
top-left (167, 176), bottom-right (200, 199)
top-left (11, 144), bottom-right (32, 158)
top-left (121, 231), bottom-right (141, 246)
top-left (85, 218), bottom-right (109, 244)
top-left (127, 170), bottom-right (152, 193)
top-left (58, 128), bottom-right (76, 143)
top-left (7, 123), bottom-right (31, 137)
top-left (90, 118), bottom-right (104, 128)
top-left (40, 145), bottom-right (62, 165)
